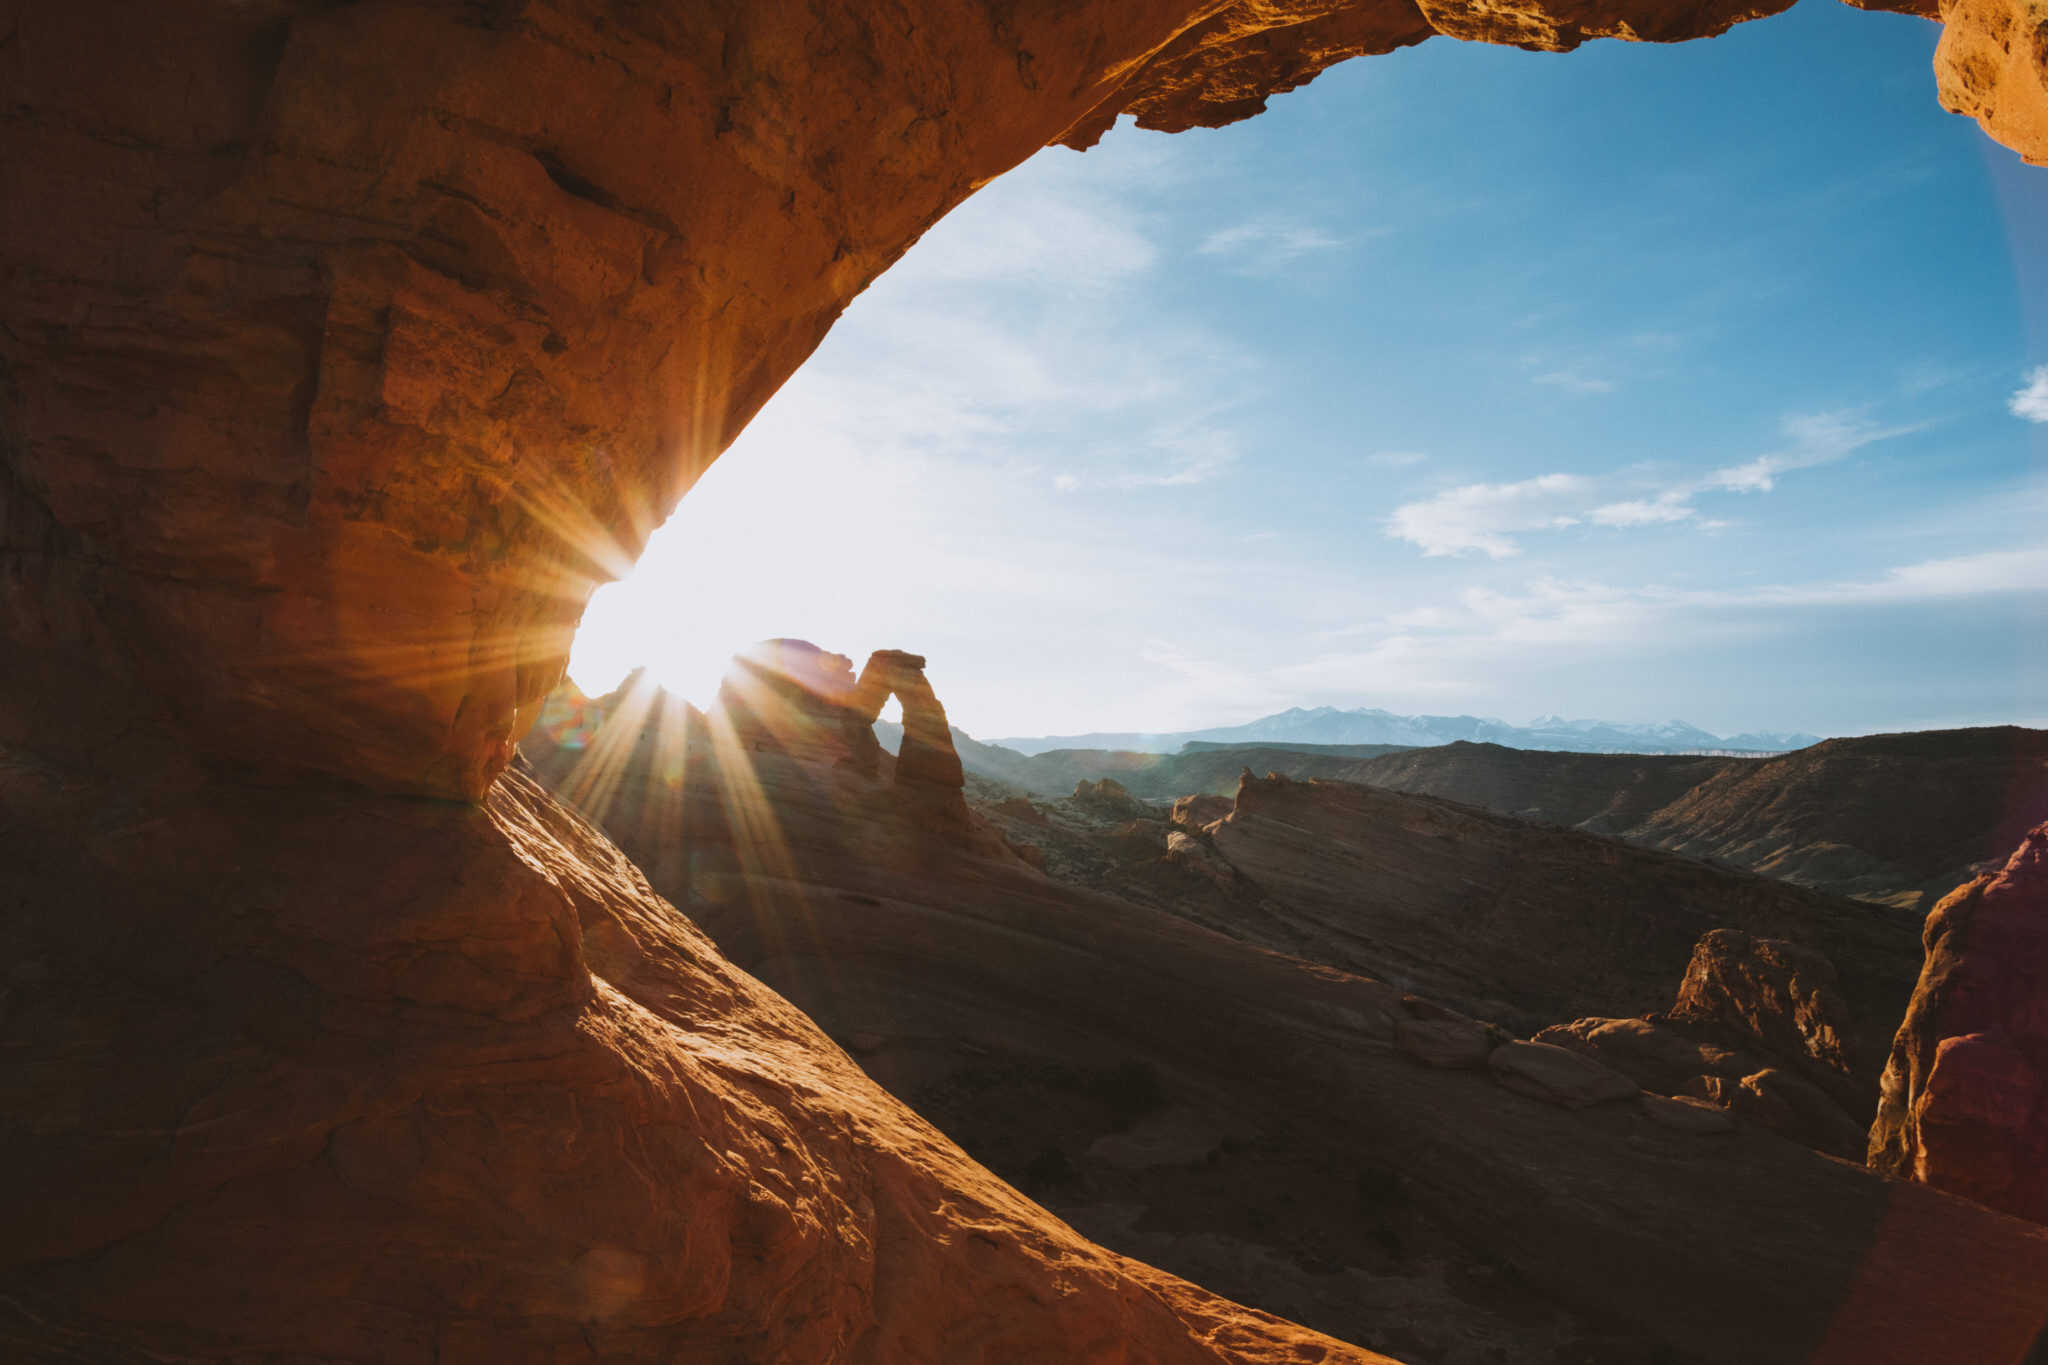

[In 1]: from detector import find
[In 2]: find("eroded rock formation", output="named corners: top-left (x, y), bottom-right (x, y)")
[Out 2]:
top-left (1667, 928), bottom-right (1860, 1078)
top-left (1870, 823), bottom-right (2048, 1224)
top-left (851, 649), bottom-right (968, 815)
top-left (1537, 929), bottom-right (1875, 1155)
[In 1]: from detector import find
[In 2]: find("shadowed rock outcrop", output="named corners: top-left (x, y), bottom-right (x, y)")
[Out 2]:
top-left (1668, 928), bottom-right (1860, 1080)
top-left (1348, 728), bottom-right (2048, 910)
top-left (1538, 929), bottom-right (1875, 1155)
top-left (1870, 823), bottom-right (2048, 1225)
top-left (1203, 772), bottom-right (1924, 1041)
top-left (720, 639), bottom-right (874, 763)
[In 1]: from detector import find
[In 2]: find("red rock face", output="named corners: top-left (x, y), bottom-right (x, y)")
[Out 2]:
top-left (1668, 929), bottom-right (1860, 1079)
top-left (1870, 824), bottom-right (2048, 1223)
top-left (3, 0), bottom-right (2029, 799)
top-left (1935, 0), bottom-right (2048, 162)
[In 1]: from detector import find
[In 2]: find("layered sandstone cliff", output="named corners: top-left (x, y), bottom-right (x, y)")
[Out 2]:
top-left (1346, 728), bottom-right (2048, 910)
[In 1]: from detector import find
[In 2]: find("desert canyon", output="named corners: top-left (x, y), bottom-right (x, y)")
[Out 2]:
top-left (6, 2), bottom-right (2048, 1363)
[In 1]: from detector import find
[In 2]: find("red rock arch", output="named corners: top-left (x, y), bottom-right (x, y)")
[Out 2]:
top-left (4, 0), bottom-right (2036, 798)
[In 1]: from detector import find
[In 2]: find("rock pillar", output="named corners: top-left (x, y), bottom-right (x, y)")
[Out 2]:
top-left (1869, 825), bottom-right (2048, 1223)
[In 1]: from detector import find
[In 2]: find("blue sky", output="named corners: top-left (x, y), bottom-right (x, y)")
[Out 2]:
top-left (571, 0), bottom-right (2048, 741)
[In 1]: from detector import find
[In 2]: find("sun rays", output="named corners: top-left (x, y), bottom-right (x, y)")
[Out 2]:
top-left (532, 650), bottom-right (860, 961)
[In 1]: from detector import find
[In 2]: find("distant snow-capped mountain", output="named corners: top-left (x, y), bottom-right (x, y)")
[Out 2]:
top-left (986, 706), bottom-right (1821, 757)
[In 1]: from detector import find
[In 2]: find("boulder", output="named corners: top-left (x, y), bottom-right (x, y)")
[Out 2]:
top-left (1534, 1016), bottom-right (1754, 1095)
top-left (1489, 1041), bottom-right (1641, 1109)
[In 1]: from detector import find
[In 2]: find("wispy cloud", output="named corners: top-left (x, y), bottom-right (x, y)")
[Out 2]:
top-left (1387, 473), bottom-right (1591, 558)
top-left (1704, 411), bottom-right (1913, 493)
top-left (1739, 546), bottom-right (2048, 607)
top-left (1195, 219), bottom-right (1354, 273)
top-left (1284, 544), bottom-right (2048, 704)
top-left (1587, 494), bottom-right (1695, 527)
top-left (1091, 418), bottom-right (1242, 490)
top-left (1388, 410), bottom-right (1921, 557)
top-left (2010, 365), bottom-right (2048, 423)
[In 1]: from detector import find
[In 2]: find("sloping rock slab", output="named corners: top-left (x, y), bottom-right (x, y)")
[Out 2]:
top-left (1490, 1042), bottom-right (1640, 1109)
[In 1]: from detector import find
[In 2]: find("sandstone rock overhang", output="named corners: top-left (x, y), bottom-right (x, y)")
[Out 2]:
top-left (4, 0), bottom-right (2033, 799)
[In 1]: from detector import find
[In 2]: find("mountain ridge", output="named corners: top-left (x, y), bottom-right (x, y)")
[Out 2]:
top-left (988, 704), bottom-right (1822, 757)
top-left (871, 715), bottom-right (2048, 912)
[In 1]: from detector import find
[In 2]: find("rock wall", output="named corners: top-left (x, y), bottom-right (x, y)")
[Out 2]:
top-left (1870, 823), bottom-right (2048, 1224)
top-left (5, 0), bottom-right (2036, 798)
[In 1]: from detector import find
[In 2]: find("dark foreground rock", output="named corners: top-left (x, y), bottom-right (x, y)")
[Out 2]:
top-left (0, 743), bottom-right (1380, 1363)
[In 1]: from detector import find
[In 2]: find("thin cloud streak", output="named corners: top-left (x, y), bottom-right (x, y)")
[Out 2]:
top-left (1274, 544), bottom-right (2048, 713)
top-left (1195, 218), bottom-right (1360, 274)
top-left (1386, 409), bottom-right (1923, 557)
top-left (1387, 473), bottom-right (1591, 558)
